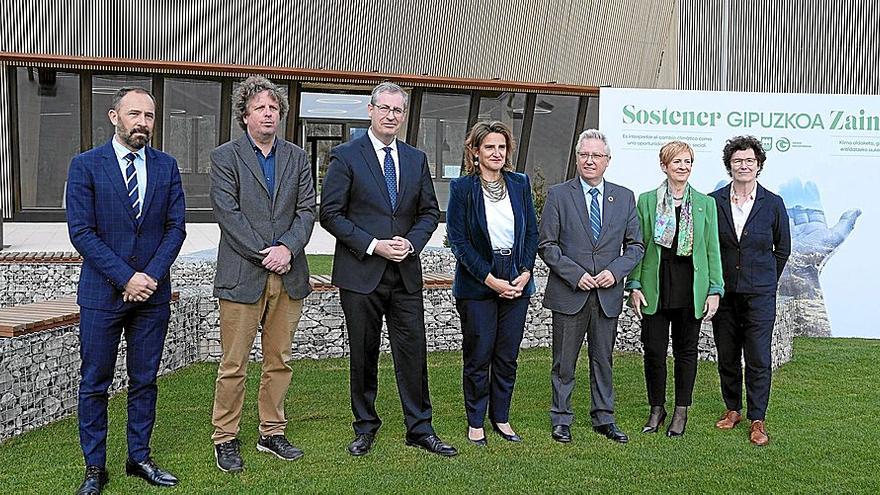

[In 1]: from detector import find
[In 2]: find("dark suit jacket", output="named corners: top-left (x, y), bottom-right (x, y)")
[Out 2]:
top-left (539, 178), bottom-right (644, 317)
top-left (66, 140), bottom-right (186, 310)
top-left (710, 183), bottom-right (791, 295)
top-left (319, 133), bottom-right (439, 295)
top-left (446, 172), bottom-right (539, 300)
top-left (210, 134), bottom-right (316, 303)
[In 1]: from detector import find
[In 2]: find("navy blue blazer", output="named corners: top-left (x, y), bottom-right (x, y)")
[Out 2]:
top-left (710, 183), bottom-right (790, 295)
top-left (66, 140), bottom-right (187, 310)
top-left (446, 172), bottom-right (538, 300)
top-left (319, 133), bottom-right (440, 295)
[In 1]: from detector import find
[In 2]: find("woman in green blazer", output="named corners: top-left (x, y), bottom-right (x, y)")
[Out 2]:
top-left (626, 141), bottom-right (724, 437)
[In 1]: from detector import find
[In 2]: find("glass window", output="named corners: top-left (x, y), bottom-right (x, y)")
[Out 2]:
top-left (91, 74), bottom-right (152, 148)
top-left (164, 78), bottom-right (222, 209)
top-left (16, 68), bottom-right (81, 208)
top-left (230, 79), bottom-right (288, 141)
top-left (478, 92), bottom-right (526, 165)
top-left (524, 95), bottom-right (580, 187)
top-left (418, 92), bottom-right (470, 210)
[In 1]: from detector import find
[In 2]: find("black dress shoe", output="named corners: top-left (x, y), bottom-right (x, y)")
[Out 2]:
top-left (593, 423), bottom-right (629, 443)
top-left (125, 457), bottom-right (179, 487)
top-left (467, 434), bottom-right (487, 447)
top-left (405, 434), bottom-right (458, 457)
top-left (491, 422), bottom-right (522, 442)
top-left (666, 406), bottom-right (688, 437)
top-left (642, 406), bottom-right (667, 434)
top-left (76, 465), bottom-right (108, 495)
top-left (348, 433), bottom-right (375, 456)
top-left (551, 424), bottom-right (572, 443)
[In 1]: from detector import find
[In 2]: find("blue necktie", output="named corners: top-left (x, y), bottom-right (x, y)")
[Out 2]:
top-left (124, 152), bottom-right (141, 220)
top-left (589, 188), bottom-right (601, 241)
top-left (382, 146), bottom-right (397, 210)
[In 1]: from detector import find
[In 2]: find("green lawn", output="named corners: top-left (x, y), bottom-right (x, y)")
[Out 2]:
top-left (307, 254), bottom-right (333, 276)
top-left (2, 338), bottom-right (879, 493)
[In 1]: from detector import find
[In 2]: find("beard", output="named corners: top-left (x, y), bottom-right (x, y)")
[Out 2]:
top-left (117, 123), bottom-right (151, 150)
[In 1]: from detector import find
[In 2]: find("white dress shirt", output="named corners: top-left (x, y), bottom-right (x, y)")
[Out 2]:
top-left (730, 183), bottom-right (757, 240)
top-left (111, 136), bottom-right (147, 212)
top-left (366, 127), bottom-right (411, 255)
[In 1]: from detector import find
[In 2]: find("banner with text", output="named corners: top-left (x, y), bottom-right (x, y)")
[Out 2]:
top-left (599, 88), bottom-right (879, 338)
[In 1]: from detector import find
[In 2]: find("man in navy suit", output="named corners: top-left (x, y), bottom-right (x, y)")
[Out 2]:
top-left (67, 87), bottom-right (186, 494)
top-left (320, 82), bottom-right (456, 457)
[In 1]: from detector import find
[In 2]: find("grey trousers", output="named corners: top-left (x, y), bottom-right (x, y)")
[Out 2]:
top-left (550, 292), bottom-right (618, 427)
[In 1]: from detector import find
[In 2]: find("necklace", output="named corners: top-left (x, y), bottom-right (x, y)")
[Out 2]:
top-left (480, 175), bottom-right (507, 202)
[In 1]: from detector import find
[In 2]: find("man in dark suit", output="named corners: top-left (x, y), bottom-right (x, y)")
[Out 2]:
top-left (210, 76), bottom-right (316, 472)
top-left (67, 87), bottom-right (186, 494)
top-left (710, 135), bottom-right (790, 446)
top-left (538, 129), bottom-right (644, 444)
top-left (319, 82), bottom-right (455, 457)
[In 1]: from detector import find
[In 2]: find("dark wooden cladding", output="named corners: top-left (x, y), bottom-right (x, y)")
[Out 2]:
top-left (0, 52), bottom-right (600, 96)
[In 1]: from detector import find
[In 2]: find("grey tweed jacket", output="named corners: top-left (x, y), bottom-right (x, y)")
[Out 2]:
top-left (210, 134), bottom-right (316, 303)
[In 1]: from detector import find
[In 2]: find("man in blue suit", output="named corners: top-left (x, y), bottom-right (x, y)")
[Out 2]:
top-left (67, 87), bottom-right (186, 494)
top-left (320, 82), bottom-right (455, 457)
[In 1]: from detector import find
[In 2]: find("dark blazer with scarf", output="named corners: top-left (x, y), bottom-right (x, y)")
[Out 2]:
top-left (710, 182), bottom-right (791, 295)
top-left (66, 140), bottom-right (186, 310)
top-left (446, 171), bottom-right (538, 300)
top-left (319, 133), bottom-right (440, 294)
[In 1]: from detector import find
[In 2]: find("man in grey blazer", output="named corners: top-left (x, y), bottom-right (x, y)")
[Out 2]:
top-left (209, 76), bottom-right (316, 472)
top-left (538, 129), bottom-right (644, 444)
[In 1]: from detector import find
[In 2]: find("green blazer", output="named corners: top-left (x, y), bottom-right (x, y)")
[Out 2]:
top-left (626, 187), bottom-right (724, 319)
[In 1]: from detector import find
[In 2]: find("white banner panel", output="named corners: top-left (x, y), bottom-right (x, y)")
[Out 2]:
top-left (599, 88), bottom-right (879, 338)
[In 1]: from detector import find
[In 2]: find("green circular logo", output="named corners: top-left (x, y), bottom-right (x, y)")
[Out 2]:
top-left (776, 138), bottom-right (791, 152)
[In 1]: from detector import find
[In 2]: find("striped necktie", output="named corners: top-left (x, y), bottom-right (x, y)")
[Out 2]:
top-left (124, 152), bottom-right (141, 220)
top-left (382, 146), bottom-right (397, 210)
top-left (589, 188), bottom-right (601, 241)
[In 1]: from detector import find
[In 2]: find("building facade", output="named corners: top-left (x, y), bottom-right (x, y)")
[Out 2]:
top-left (0, 0), bottom-right (875, 221)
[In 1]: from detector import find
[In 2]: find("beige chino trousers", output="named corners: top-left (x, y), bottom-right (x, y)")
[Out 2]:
top-left (211, 273), bottom-right (303, 444)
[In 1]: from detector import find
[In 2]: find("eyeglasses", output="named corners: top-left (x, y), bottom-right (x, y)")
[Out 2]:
top-left (372, 104), bottom-right (405, 117)
top-left (730, 158), bottom-right (758, 166)
top-left (576, 152), bottom-right (610, 161)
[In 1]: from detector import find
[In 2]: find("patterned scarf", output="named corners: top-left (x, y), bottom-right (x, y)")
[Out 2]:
top-left (653, 180), bottom-right (694, 256)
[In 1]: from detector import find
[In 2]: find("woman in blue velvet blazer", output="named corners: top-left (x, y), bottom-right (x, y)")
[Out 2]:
top-left (446, 121), bottom-right (538, 446)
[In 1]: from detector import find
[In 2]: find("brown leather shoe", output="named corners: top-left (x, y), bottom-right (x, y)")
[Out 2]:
top-left (715, 410), bottom-right (742, 430)
top-left (749, 420), bottom-right (769, 446)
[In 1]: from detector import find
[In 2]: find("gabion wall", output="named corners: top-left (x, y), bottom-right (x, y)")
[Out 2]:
top-left (0, 248), bottom-right (794, 441)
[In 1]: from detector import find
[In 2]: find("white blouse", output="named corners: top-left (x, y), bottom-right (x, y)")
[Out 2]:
top-left (483, 191), bottom-right (515, 250)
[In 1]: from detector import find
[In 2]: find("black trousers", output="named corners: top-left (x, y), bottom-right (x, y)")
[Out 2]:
top-left (641, 308), bottom-right (701, 407)
top-left (340, 263), bottom-right (434, 439)
top-left (711, 292), bottom-right (775, 421)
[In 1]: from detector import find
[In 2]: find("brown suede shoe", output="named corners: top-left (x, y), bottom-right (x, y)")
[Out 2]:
top-left (715, 410), bottom-right (742, 430)
top-left (749, 420), bottom-right (769, 446)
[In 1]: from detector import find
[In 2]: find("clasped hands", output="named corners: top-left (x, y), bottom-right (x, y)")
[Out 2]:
top-left (123, 272), bottom-right (157, 303)
top-left (374, 236), bottom-right (412, 263)
top-left (260, 244), bottom-right (292, 275)
top-left (485, 271), bottom-right (531, 300)
top-left (578, 270), bottom-right (615, 291)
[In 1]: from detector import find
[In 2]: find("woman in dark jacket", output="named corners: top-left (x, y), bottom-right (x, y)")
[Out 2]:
top-left (446, 121), bottom-right (538, 446)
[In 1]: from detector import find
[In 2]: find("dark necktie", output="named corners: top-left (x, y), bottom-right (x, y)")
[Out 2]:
top-left (589, 188), bottom-right (601, 241)
top-left (382, 146), bottom-right (397, 210)
top-left (124, 152), bottom-right (141, 220)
